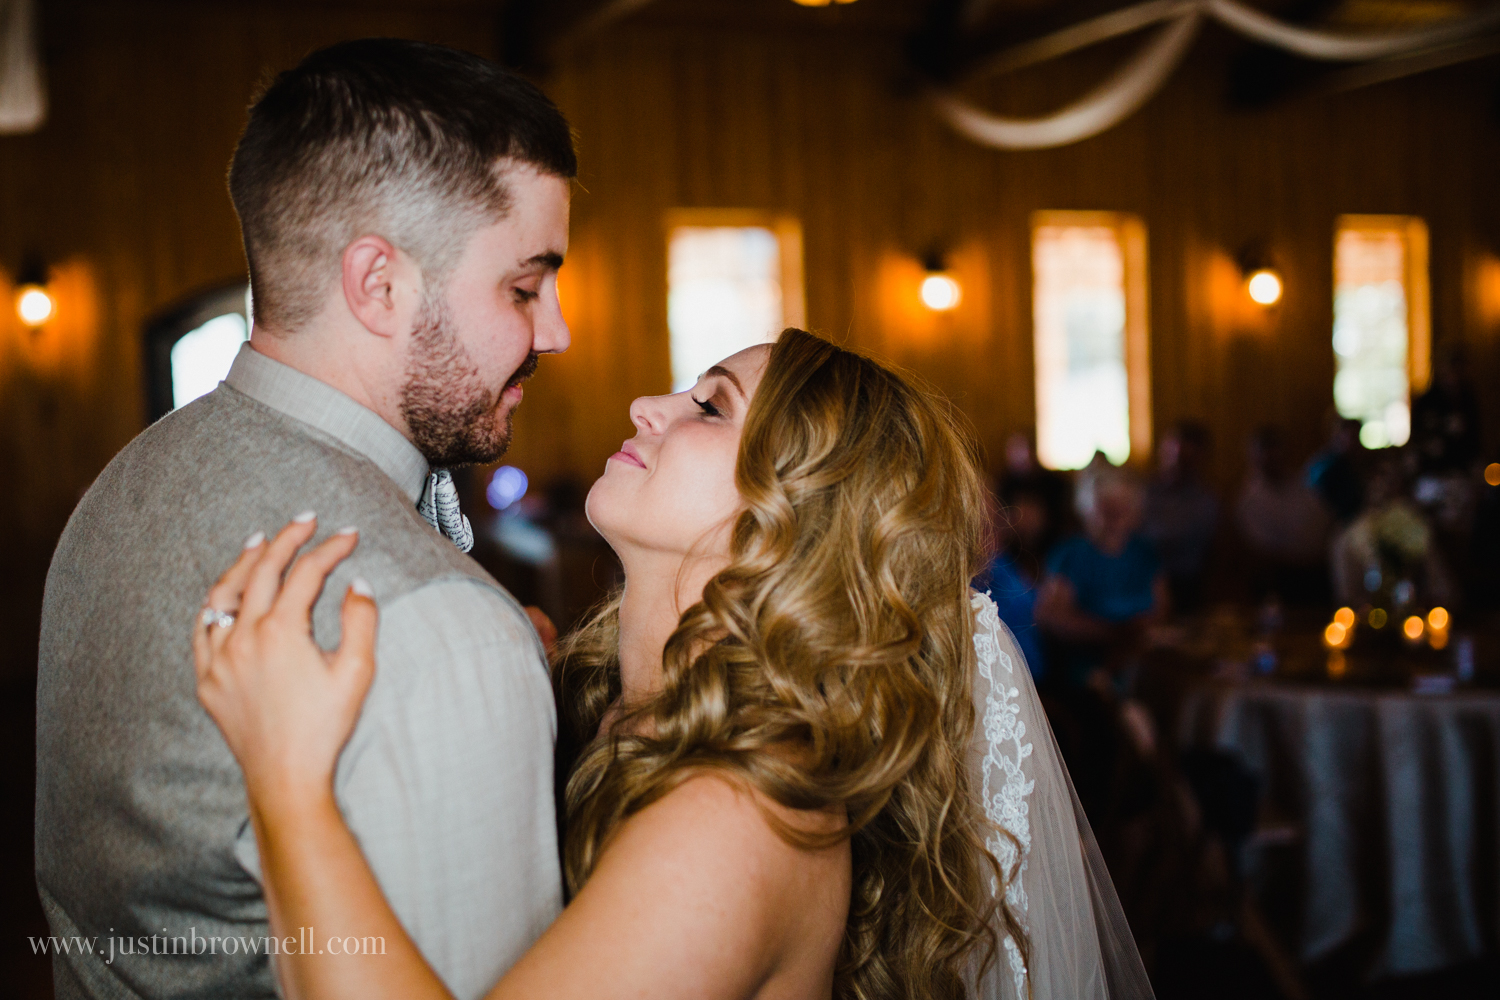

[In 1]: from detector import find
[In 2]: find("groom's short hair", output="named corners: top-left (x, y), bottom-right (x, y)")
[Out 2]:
top-left (228, 38), bottom-right (577, 333)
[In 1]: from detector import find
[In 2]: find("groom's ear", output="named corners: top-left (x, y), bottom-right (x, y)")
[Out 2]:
top-left (342, 235), bottom-right (413, 339)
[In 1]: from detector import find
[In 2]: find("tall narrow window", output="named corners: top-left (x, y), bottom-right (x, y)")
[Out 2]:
top-left (1031, 212), bottom-right (1151, 470)
top-left (666, 210), bottom-right (805, 392)
top-left (143, 282), bottom-right (251, 423)
top-left (171, 313), bottom-right (248, 409)
top-left (1332, 215), bottom-right (1430, 449)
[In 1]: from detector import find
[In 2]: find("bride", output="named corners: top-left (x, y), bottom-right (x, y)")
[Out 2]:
top-left (193, 328), bottom-right (1153, 1000)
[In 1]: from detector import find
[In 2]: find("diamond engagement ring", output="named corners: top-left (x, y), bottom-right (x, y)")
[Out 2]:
top-left (201, 607), bottom-right (237, 630)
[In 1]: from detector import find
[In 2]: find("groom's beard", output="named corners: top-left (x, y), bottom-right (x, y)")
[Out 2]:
top-left (399, 292), bottom-right (539, 469)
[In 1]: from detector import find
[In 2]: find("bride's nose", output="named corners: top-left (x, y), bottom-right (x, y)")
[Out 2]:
top-left (628, 394), bottom-right (670, 434)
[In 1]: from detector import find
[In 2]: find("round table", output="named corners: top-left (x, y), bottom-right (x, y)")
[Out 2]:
top-left (1181, 682), bottom-right (1500, 977)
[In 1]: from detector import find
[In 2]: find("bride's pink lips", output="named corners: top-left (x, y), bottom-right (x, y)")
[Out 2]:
top-left (608, 440), bottom-right (647, 469)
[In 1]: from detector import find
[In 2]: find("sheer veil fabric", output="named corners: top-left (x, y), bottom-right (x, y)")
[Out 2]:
top-left (968, 592), bottom-right (1156, 999)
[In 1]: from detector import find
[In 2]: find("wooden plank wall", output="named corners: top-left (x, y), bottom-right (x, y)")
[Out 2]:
top-left (0, 1), bottom-right (502, 681)
top-left (530, 14), bottom-right (1500, 494)
top-left (1, 1), bottom-right (1497, 682)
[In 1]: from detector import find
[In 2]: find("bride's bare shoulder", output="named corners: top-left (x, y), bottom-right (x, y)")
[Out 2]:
top-left (508, 773), bottom-right (849, 1000)
top-left (602, 771), bottom-right (850, 885)
top-left (596, 771), bottom-right (850, 943)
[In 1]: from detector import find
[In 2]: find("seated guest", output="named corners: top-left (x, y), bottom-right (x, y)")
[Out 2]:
top-left (1236, 425), bottom-right (1331, 606)
top-left (1306, 415), bottom-right (1366, 523)
top-left (1037, 465), bottom-right (1168, 693)
top-left (1035, 464), bottom-right (1168, 824)
top-left (1141, 420), bottom-right (1218, 613)
top-left (977, 482), bottom-right (1053, 683)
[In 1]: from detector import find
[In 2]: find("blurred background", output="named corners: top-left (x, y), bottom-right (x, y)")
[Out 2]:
top-left (4, 0), bottom-right (1500, 997)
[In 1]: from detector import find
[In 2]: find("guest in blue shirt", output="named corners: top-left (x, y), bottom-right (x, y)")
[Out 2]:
top-left (1034, 459), bottom-right (1168, 825)
top-left (1036, 461), bottom-right (1167, 692)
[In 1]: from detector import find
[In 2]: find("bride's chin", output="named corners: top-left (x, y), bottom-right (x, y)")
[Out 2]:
top-left (583, 479), bottom-right (621, 540)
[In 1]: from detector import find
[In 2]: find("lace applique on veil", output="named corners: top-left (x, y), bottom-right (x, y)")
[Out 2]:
top-left (971, 591), bottom-right (1036, 998)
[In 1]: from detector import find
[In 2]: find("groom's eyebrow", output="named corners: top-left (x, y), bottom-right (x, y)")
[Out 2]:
top-left (520, 251), bottom-right (565, 271)
top-left (703, 365), bottom-right (744, 399)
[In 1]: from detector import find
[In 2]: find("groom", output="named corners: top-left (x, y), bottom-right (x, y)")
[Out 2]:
top-left (36, 40), bottom-right (574, 1000)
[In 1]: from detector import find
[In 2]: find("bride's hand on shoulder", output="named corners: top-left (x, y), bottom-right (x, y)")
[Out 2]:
top-left (193, 515), bottom-right (378, 812)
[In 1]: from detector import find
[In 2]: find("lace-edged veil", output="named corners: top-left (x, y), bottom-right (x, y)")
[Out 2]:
top-left (968, 592), bottom-right (1156, 1000)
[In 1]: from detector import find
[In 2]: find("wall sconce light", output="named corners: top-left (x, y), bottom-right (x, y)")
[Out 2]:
top-left (14, 255), bottom-right (54, 328)
top-left (790, 0), bottom-right (858, 6)
top-left (1238, 244), bottom-right (1282, 307)
top-left (1246, 268), bottom-right (1283, 306)
top-left (919, 252), bottom-right (961, 311)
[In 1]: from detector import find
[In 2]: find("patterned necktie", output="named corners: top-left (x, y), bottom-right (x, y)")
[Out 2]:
top-left (418, 469), bottom-right (474, 553)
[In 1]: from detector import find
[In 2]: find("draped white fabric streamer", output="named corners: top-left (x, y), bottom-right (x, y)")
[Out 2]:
top-left (935, 0), bottom-right (1500, 150)
top-left (1204, 0), bottom-right (1500, 61)
top-left (935, 13), bottom-right (1202, 151)
top-left (0, 0), bottom-right (45, 134)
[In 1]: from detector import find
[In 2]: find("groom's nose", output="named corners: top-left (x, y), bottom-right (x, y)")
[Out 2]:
top-left (532, 281), bottom-right (570, 355)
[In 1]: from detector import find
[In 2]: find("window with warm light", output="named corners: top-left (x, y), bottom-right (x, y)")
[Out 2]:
top-left (144, 282), bottom-right (252, 422)
top-left (171, 313), bottom-right (248, 409)
top-left (1031, 212), bottom-right (1151, 470)
top-left (1332, 215), bottom-right (1430, 449)
top-left (666, 210), bottom-right (805, 392)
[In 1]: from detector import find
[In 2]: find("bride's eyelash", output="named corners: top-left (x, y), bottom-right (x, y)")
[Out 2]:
top-left (692, 397), bottom-right (721, 417)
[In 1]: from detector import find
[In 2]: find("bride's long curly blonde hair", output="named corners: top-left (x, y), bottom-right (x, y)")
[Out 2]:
top-left (553, 328), bottom-right (1020, 999)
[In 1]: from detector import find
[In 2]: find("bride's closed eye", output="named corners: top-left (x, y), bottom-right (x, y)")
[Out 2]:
top-left (692, 396), bottom-right (721, 417)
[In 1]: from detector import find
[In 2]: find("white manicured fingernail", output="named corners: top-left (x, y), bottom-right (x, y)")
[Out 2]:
top-left (351, 577), bottom-right (374, 597)
top-left (292, 510), bottom-right (316, 523)
top-left (336, 526), bottom-right (359, 536)
top-left (243, 531), bottom-right (265, 549)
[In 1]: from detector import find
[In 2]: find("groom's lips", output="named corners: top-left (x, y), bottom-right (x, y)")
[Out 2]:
top-left (498, 352), bottom-right (540, 407)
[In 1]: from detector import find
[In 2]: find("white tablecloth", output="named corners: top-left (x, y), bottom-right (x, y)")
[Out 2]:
top-left (1183, 684), bottom-right (1500, 976)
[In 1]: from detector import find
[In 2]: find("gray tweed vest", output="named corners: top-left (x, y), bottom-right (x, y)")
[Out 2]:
top-left (36, 383), bottom-right (498, 998)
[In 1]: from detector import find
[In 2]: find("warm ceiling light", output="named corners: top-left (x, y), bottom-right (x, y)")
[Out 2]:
top-left (1486, 463), bottom-right (1500, 487)
top-left (1427, 606), bottom-right (1449, 631)
top-left (790, 0), bottom-right (858, 5)
top-left (1333, 606), bottom-right (1356, 629)
top-left (16, 284), bottom-right (53, 327)
top-left (1323, 622), bottom-right (1346, 648)
top-left (1246, 268), bottom-right (1283, 306)
top-left (1402, 615), bottom-right (1425, 641)
top-left (920, 273), bottom-right (961, 311)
